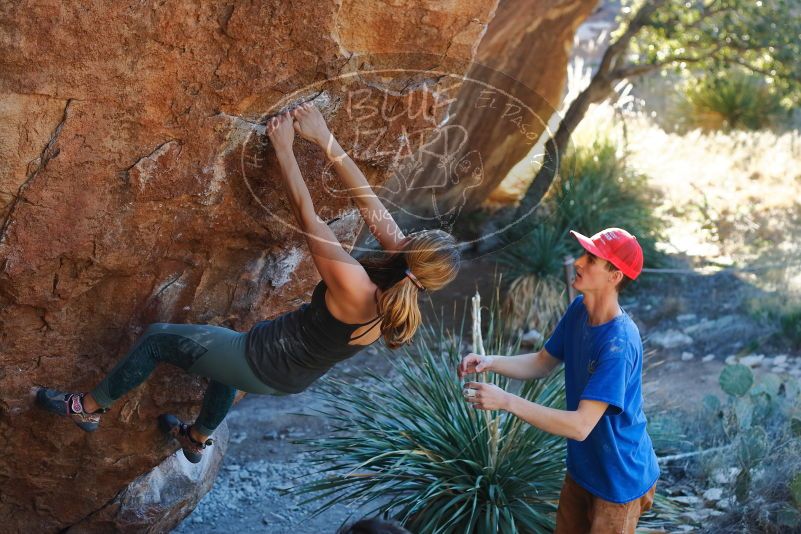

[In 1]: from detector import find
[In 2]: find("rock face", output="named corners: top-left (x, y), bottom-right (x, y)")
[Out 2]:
top-left (67, 423), bottom-right (230, 533)
top-left (0, 0), bottom-right (595, 531)
top-left (403, 0), bottom-right (599, 223)
top-left (0, 1), bottom-right (498, 532)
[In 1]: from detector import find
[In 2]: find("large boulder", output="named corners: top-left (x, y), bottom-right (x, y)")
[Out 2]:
top-left (0, 0), bottom-right (598, 530)
top-left (0, 1), bottom-right (498, 531)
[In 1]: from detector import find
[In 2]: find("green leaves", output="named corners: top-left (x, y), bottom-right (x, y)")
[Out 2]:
top-left (294, 319), bottom-right (567, 533)
top-left (620, 0), bottom-right (801, 107)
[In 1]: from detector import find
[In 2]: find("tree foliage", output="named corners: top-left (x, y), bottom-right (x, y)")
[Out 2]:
top-left (623, 0), bottom-right (801, 105)
top-left (515, 0), bottom-right (801, 220)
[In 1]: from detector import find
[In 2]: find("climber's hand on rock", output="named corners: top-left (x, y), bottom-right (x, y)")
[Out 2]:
top-left (292, 102), bottom-right (332, 147)
top-left (267, 112), bottom-right (295, 152)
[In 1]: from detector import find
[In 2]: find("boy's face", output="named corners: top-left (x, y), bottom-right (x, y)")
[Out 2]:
top-left (572, 252), bottom-right (620, 293)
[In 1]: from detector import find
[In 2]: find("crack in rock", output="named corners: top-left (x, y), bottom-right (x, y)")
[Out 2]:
top-left (0, 98), bottom-right (73, 246)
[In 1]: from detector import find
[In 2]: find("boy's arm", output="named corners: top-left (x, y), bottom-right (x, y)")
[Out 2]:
top-left (494, 349), bottom-right (562, 379)
top-left (463, 381), bottom-right (609, 441)
top-left (505, 397), bottom-right (609, 441)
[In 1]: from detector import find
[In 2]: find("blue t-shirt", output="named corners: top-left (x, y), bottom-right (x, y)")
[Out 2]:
top-left (544, 295), bottom-right (660, 503)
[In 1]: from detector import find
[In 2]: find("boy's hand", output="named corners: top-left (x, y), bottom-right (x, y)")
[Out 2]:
top-left (292, 101), bottom-right (332, 147)
top-left (267, 112), bottom-right (295, 152)
top-left (457, 353), bottom-right (494, 378)
top-left (462, 382), bottom-right (510, 411)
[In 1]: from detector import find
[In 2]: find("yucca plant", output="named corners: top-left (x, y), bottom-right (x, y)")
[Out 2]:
top-left (295, 295), bottom-right (567, 533)
top-left (679, 70), bottom-right (787, 132)
top-left (501, 274), bottom-right (566, 336)
top-left (497, 224), bottom-right (569, 333)
top-left (548, 137), bottom-right (664, 266)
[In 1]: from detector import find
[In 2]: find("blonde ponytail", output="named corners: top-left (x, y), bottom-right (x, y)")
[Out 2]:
top-left (377, 279), bottom-right (422, 348)
top-left (367, 229), bottom-right (460, 348)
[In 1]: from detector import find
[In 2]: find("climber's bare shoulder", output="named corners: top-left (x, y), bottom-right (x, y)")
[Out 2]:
top-left (324, 273), bottom-right (380, 324)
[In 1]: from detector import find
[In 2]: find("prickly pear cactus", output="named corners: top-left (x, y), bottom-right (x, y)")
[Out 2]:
top-left (734, 396), bottom-right (754, 431)
top-left (751, 372), bottom-right (782, 398)
top-left (702, 394), bottom-right (721, 413)
top-left (720, 364), bottom-right (754, 397)
top-left (792, 472), bottom-right (801, 509)
top-left (750, 391), bottom-right (776, 422)
top-left (732, 426), bottom-right (767, 502)
top-left (736, 426), bottom-right (768, 468)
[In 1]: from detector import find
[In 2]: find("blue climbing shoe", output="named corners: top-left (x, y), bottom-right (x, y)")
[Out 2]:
top-left (158, 413), bottom-right (213, 464)
top-left (35, 388), bottom-right (107, 432)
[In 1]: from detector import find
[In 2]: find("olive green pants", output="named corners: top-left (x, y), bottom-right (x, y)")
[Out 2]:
top-left (91, 323), bottom-right (284, 435)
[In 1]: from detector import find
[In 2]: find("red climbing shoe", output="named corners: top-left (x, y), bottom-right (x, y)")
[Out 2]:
top-left (158, 413), bottom-right (213, 464)
top-left (35, 388), bottom-right (108, 432)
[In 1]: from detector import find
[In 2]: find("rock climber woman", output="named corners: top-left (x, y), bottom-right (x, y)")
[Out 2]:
top-left (36, 103), bottom-right (460, 463)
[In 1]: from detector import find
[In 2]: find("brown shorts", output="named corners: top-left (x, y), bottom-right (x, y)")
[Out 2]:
top-left (554, 473), bottom-right (657, 534)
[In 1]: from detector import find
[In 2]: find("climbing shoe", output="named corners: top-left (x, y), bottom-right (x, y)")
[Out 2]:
top-left (158, 413), bottom-right (213, 464)
top-left (35, 388), bottom-right (108, 432)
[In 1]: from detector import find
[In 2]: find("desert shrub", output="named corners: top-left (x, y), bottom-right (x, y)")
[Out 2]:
top-left (747, 296), bottom-right (801, 349)
top-left (658, 364), bottom-right (801, 532)
top-left (779, 307), bottom-right (801, 349)
top-left (296, 302), bottom-right (567, 533)
top-left (678, 70), bottom-right (788, 132)
top-left (548, 137), bottom-right (665, 264)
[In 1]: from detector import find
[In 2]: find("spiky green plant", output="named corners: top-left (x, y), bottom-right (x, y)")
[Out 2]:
top-left (295, 300), bottom-right (568, 533)
top-left (501, 274), bottom-right (567, 334)
top-left (679, 70), bottom-right (787, 132)
top-left (548, 137), bottom-right (665, 266)
top-left (497, 135), bottom-right (665, 313)
top-left (497, 224), bottom-right (569, 281)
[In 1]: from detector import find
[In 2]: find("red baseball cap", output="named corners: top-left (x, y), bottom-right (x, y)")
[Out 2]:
top-left (570, 228), bottom-right (644, 280)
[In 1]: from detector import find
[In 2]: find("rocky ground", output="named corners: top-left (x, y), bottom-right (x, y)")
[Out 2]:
top-left (170, 259), bottom-right (490, 534)
top-left (629, 270), bottom-right (801, 406)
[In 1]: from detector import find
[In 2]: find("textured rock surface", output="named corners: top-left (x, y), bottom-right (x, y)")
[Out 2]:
top-left (0, 1), bottom-right (498, 532)
top-left (406, 0), bottom-right (599, 219)
top-left (67, 423), bottom-right (230, 533)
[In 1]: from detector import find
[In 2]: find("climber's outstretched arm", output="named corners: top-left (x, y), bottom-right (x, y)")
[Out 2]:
top-left (292, 103), bottom-right (406, 253)
top-left (267, 112), bottom-right (372, 298)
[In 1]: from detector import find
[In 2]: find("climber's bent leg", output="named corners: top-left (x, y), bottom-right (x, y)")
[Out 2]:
top-left (192, 380), bottom-right (237, 437)
top-left (184, 325), bottom-right (285, 396)
top-left (90, 323), bottom-right (209, 409)
top-left (91, 322), bottom-right (282, 410)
